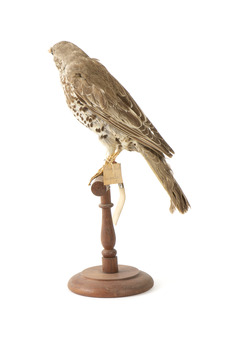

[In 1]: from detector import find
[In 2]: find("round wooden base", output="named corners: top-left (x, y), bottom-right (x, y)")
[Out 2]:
top-left (68, 265), bottom-right (154, 298)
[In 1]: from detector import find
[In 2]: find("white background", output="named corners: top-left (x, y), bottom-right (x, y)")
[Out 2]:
top-left (0, 0), bottom-right (232, 349)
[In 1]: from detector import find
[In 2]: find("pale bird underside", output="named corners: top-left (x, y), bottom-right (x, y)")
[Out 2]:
top-left (50, 41), bottom-right (190, 213)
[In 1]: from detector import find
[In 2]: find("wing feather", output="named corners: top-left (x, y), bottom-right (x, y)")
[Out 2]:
top-left (66, 58), bottom-right (174, 157)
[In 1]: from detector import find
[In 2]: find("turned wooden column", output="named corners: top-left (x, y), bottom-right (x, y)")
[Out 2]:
top-left (91, 176), bottom-right (118, 273)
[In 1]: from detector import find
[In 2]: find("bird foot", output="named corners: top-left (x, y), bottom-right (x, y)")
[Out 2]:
top-left (88, 166), bottom-right (104, 186)
top-left (88, 150), bottom-right (121, 185)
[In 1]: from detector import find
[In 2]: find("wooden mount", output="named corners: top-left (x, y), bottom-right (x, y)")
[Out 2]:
top-left (68, 176), bottom-right (154, 298)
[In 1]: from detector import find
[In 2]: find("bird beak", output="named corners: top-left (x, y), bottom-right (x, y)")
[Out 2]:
top-left (48, 47), bottom-right (53, 54)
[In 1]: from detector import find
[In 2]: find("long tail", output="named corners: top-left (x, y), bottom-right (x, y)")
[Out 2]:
top-left (139, 146), bottom-right (190, 214)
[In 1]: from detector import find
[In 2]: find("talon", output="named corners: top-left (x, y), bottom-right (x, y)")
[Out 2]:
top-left (88, 167), bottom-right (104, 185)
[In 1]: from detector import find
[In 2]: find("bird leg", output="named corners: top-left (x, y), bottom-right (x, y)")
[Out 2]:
top-left (105, 149), bottom-right (122, 165)
top-left (88, 150), bottom-right (122, 185)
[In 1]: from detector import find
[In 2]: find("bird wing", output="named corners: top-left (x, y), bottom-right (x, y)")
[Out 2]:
top-left (66, 58), bottom-right (174, 157)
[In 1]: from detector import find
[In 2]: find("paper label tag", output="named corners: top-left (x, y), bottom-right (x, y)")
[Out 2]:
top-left (103, 163), bottom-right (123, 185)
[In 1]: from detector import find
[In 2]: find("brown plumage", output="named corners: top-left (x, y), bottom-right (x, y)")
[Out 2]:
top-left (50, 41), bottom-right (190, 213)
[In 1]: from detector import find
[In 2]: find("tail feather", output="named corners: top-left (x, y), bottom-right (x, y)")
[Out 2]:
top-left (140, 146), bottom-right (190, 214)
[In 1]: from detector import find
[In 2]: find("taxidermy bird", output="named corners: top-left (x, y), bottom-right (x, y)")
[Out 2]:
top-left (49, 41), bottom-right (190, 213)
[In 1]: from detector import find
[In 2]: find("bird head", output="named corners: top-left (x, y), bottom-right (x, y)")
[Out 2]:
top-left (49, 41), bottom-right (88, 71)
